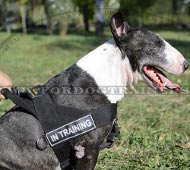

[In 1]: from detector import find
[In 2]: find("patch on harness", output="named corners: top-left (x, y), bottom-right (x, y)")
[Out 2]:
top-left (46, 115), bottom-right (96, 146)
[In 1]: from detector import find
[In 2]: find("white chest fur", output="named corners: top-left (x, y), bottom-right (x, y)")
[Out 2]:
top-left (77, 39), bottom-right (137, 103)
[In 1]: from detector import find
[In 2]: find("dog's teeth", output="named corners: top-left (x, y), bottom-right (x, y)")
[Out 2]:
top-left (156, 75), bottom-right (160, 80)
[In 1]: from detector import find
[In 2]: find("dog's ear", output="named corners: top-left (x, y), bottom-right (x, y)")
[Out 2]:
top-left (110, 12), bottom-right (129, 40)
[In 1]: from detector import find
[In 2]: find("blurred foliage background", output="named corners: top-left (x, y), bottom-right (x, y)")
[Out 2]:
top-left (1, 0), bottom-right (190, 35)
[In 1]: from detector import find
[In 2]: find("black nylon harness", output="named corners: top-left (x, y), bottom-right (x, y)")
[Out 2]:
top-left (1, 86), bottom-right (119, 169)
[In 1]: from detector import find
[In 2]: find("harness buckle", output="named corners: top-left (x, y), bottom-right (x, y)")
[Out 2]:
top-left (11, 87), bottom-right (21, 96)
top-left (100, 119), bottom-right (120, 150)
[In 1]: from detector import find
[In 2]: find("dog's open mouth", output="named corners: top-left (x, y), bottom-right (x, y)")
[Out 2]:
top-left (143, 66), bottom-right (181, 93)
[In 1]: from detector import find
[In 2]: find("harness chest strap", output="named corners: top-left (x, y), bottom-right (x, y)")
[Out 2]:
top-left (1, 87), bottom-right (119, 169)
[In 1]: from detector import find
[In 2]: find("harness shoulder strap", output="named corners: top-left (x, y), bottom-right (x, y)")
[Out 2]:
top-left (92, 104), bottom-right (117, 127)
top-left (1, 88), bottom-right (36, 115)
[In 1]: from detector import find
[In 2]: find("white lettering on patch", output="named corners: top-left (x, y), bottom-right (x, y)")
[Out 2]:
top-left (46, 115), bottom-right (96, 146)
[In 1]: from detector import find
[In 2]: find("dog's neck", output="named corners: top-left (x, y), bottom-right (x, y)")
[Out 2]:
top-left (77, 39), bottom-right (141, 103)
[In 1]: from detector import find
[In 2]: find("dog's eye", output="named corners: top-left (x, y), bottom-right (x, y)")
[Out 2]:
top-left (156, 39), bottom-right (163, 47)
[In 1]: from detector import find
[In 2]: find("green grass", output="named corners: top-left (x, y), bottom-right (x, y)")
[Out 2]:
top-left (0, 28), bottom-right (190, 169)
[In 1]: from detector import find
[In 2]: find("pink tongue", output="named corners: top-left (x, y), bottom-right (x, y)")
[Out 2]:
top-left (157, 72), bottom-right (181, 93)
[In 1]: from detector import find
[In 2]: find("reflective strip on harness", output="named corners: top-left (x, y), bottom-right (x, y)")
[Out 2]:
top-left (46, 115), bottom-right (96, 146)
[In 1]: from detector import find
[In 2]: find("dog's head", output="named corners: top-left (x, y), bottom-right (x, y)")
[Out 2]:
top-left (110, 12), bottom-right (189, 93)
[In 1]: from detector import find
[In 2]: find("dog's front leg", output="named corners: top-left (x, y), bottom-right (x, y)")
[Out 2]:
top-left (75, 145), bottom-right (99, 170)
top-left (73, 124), bottom-right (112, 170)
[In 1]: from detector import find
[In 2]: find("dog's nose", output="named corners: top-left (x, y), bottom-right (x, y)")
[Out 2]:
top-left (184, 61), bottom-right (189, 71)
